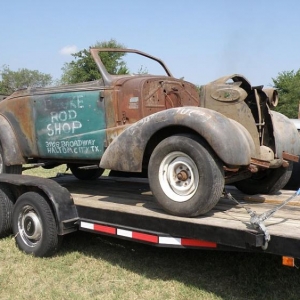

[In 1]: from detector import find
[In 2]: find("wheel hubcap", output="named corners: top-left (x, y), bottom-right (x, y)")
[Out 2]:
top-left (159, 151), bottom-right (199, 202)
top-left (18, 205), bottom-right (42, 247)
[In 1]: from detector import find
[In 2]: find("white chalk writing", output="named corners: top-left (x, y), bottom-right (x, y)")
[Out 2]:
top-left (47, 95), bottom-right (84, 136)
top-left (45, 139), bottom-right (100, 154)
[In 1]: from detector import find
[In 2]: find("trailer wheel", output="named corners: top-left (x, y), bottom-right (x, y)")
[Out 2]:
top-left (235, 164), bottom-right (293, 195)
top-left (0, 186), bottom-right (14, 238)
top-left (0, 144), bottom-right (22, 174)
top-left (148, 135), bottom-right (224, 217)
top-left (12, 192), bottom-right (61, 257)
top-left (69, 164), bottom-right (104, 180)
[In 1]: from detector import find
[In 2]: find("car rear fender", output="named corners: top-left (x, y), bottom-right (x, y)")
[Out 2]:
top-left (100, 107), bottom-right (256, 172)
top-left (0, 115), bottom-right (25, 165)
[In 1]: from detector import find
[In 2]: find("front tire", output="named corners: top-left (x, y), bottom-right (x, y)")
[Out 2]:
top-left (284, 162), bottom-right (300, 190)
top-left (12, 192), bottom-right (61, 257)
top-left (148, 135), bottom-right (224, 217)
top-left (234, 163), bottom-right (293, 195)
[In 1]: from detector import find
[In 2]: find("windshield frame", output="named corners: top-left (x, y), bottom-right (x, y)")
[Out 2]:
top-left (90, 48), bottom-right (173, 86)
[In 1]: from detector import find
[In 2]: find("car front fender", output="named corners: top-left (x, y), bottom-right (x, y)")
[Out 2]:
top-left (271, 111), bottom-right (300, 157)
top-left (100, 107), bottom-right (257, 172)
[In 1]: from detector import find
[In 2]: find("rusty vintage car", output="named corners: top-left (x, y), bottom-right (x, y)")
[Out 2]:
top-left (0, 48), bottom-right (299, 217)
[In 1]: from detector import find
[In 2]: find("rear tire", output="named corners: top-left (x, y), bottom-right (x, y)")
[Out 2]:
top-left (235, 164), bottom-right (293, 195)
top-left (0, 185), bottom-right (14, 238)
top-left (148, 134), bottom-right (224, 217)
top-left (69, 164), bottom-right (104, 180)
top-left (12, 192), bottom-right (61, 257)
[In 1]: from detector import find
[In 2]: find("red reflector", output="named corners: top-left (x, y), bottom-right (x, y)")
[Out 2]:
top-left (181, 238), bottom-right (217, 248)
top-left (94, 224), bottom-right (116, 235)
top-left (132, 232), bottom-right (159, 243)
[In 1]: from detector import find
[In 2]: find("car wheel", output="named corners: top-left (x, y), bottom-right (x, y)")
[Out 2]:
top-left (235, 163), bottom-right (293, 195)
top-left (0, 185), bottom-right (14, 238)
top-left (69, 164), bottom-right (104, 180)
top-left (284, 161), bottom-right (300, 190)
top-left (148, 134), bottom-right (224, 217)
top-left (12, 192), bottom-right (62, 257)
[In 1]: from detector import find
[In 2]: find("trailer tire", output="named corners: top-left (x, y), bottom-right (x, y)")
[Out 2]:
top-left (235, 163), bottom-right (293, 195)
top-left (0, 144), bottom-right (22, 174)
top-left (148, 134), bottom-right (224, 217)
top-left (69, 164), bottom-right (104, 180)
top-left (0, 186), bottom-right (14, 238)
top-left (12, 192), bottom-right (61, 257)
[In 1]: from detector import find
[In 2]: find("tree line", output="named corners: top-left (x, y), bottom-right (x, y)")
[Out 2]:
top-left (0, 38), bottom-right (299, 118)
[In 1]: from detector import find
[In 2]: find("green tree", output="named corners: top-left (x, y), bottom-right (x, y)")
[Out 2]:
top-left (61, 39), bottom-right (129, 84)
top-left (272, 69), bottom-right (300, 118)
top-left (0, 65), bottom-right (52, 95)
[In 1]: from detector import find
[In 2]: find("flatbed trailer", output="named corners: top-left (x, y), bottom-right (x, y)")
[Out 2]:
top-left (1, 174), bottom-right (300, 267)
top-left (59, 175), bottom-right (300, 266)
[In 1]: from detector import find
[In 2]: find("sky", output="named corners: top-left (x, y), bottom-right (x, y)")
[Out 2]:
top-left (1, 0), bottom-right (300, 87)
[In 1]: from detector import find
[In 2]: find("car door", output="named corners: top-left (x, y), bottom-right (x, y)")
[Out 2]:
top-left (33, 89), bottom-right (106, 160)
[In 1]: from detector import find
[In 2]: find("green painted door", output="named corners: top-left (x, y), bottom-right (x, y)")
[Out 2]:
top-left (34, 90), bottom-right (106, 160)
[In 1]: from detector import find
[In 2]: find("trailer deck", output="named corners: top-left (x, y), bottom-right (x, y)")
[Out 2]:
top-left (54, 175), bottom-right (300, 261)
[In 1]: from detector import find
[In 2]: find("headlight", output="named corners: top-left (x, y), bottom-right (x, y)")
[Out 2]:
top-left (263, 88), bottom-right (278, 108)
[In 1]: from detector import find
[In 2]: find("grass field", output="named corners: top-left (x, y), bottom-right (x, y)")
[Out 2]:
top-left (1, 166), bottom-right (300, 299)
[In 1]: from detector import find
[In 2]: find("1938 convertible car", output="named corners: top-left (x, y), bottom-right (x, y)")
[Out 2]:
top-left (0, 48), bottom-right (299, 217)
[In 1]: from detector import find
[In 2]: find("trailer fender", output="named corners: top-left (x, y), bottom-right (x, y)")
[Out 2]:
top-left (271, 111), bottom-right (300, 158)
top-left (0, 174), bottom-right (79, 235)
top-left (0, 115), bottom-right (25, 165)
top-left (100, 107), bottom-right (256, 172)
